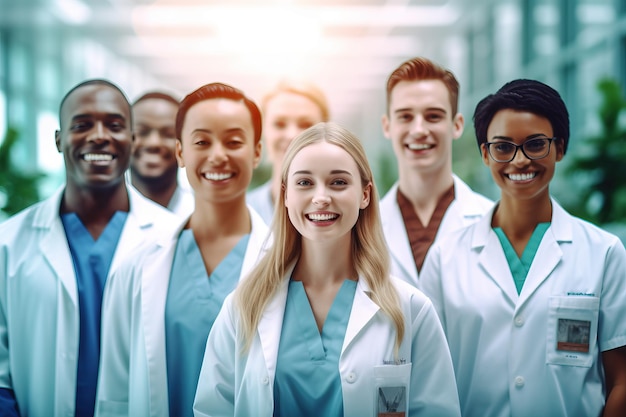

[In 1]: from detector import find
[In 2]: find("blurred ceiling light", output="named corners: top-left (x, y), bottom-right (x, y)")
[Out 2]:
top-left (131, 5), bottom-right (459, 29)
top-left (53, 0), bottom-right (91, 25)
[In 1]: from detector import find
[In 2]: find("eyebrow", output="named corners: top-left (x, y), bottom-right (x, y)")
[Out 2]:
top-left (393, 106), bottom-right (447, 115)
top-left (71, 113), bottom-right (126, 121)
top-left (491, 133), bottom-right (550, 141)
top-left (191, 127), bottom-right (246, 135)
top-left (292, 169), bottom-right (353, 176)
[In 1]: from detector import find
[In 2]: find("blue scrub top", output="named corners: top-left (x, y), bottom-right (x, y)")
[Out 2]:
top-left (165, 229), bottom-right (250, 417)
top-left (273, 279), bottom-right (357, 417)
top-left (61, 211), bottom-right (128, 417)
top-left (494, 222), bottom-right (550, 294)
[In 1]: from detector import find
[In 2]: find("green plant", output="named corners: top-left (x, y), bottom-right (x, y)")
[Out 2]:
top-left (565, 78), bottom-right (626, 224)
top-left (0, 127), bottom-right (46, 217)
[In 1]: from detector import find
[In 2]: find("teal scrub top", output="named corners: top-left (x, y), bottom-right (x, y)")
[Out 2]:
top-left (494, 222), bottom-right (550, 294)
top-left (165, 229), bottom-right (250, 417)
top-left (61, 211), bottom-right (127, 417)
top-left (273, 279), bottom-right (357, 417)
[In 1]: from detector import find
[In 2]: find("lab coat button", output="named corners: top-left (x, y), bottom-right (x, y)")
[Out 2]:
top-left (514, 376), bottom-right (525, 387)
top-left (262, 377), bottom-right (269, 385)
top-left (346, 372), bottom-right (356, 383)
top-left (514, 316), bottom-right (524, 327)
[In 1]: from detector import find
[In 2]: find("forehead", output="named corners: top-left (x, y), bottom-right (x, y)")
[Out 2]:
top-left (487, 109), bottom-right (554, 138)
top-left (62, 85), bottom-right (130, 122)
top-left (264, 92), bottom-right (323, 120)
top-left (182, 98), bottom-right (253, 133)
top-left (389, 79), bottom-right (452, 112)
top-left (289, 141), bottom-right (358, 173)
top-left (133, 98), bottom-right (178, 120)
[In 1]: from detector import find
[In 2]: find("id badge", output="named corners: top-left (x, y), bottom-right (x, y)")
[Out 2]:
top-left (374, 363), bottom-right (411, 417)
top-left (546, 296), bottom-right (599, 367)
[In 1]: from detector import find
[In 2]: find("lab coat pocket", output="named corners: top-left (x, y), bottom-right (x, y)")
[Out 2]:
top-left (546, 296), bottom-right (599, 368)
top-left (374, 363), bottom-right (411, 417)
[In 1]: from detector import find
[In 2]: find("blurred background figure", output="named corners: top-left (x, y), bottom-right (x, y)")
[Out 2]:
top-left (130, 91), bottom-right (194, 218)
top-left (248, 79), bottom-right (330, 224)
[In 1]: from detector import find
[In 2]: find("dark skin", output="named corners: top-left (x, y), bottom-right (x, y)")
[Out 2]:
top-left (603, 347), bottom-right (626, 416)
top-left (55, 84), bottom-right (133, 240)
top-left (483, 109), bottom-right (626, 415)
top-left (130, 97), bottom-right (180, 208)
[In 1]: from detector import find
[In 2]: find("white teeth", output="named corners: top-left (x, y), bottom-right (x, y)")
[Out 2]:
top-left (83, 153), bottom-right (113, 161)
top-left (308, 213), bottom-right (338, 222)
top-left (204, 172), bottom-right (233, 181)
top-left (407, 143), bottom-right (432, 150)
top-left (508, 172), bottom-right (536, 181)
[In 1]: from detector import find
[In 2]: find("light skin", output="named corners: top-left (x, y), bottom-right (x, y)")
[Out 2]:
top-left (130, 98), bottom-right (179, 207)
top-left (284, 141), bottom-right (370, 331)
top-left (382, 79), bottom-right (464, 225)
top-left (264, 92), bottom-right (324, 203)
top-left (55, 84), bottom-right (132, 239)
top-left (482, 109), bottom-right (626, 416)
top-left (176, 98), bottom-right (261, 274)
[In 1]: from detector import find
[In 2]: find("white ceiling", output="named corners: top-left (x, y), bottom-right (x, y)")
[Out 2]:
top-left (2, 0), bottom-right (481, 142)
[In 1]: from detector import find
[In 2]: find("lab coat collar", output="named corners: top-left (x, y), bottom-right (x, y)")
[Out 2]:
top-left (36, 188), bottom-right (77, 305)
top-left (342, 277), bottom-right (380, 355)
top-left (473, 198), bottom-right (571, 309)
top-left (257, 263), bottom-right (292, 385)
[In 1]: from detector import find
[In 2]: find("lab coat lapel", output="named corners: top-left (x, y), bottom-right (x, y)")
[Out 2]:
top-left (341, 278), bottom-right (380, 355)
top-left (517, 201), bottom-right (569, 309)
top-left (381, 185), bottom-right (418, 285)
top-left (110, 188), bottom-right (154, 273)
top-left (36, 189), bottom-right (78, 305)
top-left (257, 269), bottom-right (291, 381)
top-left (474, 214), bottom-right (519, 305)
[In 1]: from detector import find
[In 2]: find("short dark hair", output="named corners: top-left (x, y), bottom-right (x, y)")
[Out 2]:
top-left (175, 82), bottom-right (262, 143)
top-left (59, 79), bottom-right (132, 128)
top-left (133, 91), bottom-right (180, 107)
top-left (386, 56), bottom-right (460, 116)
top-left (473, 79), bottom-right (570, 154)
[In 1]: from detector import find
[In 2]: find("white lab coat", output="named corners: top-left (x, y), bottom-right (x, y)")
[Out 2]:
top-left (380, 175), bottom-right (493, 288)
top-left (420, 200), bottom-right (626, 417)
top-left (0, 186), bottom-right (179, 417)
top-left (193, 266), bottom-right (461, 417)
top-left (246, 181), bottom-right (273, 225)
top-left (167, 185), bottom-right (195, 219)
top-left (95, 207), bottom-right (269, 417)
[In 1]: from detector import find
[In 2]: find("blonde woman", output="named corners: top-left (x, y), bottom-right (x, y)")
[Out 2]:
top-left (194, 122), bottom-right (460, 417)
top-left (247, 79), bottom-right (330, 224)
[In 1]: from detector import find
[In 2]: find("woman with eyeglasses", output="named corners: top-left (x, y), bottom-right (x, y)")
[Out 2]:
top-left (420, 79), bottom-right (626, 417)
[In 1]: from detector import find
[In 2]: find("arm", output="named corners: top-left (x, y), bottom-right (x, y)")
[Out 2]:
top-left (603, 346), bottom-right (626, 417)
top-left (409, 297), bottom-right (461, 417)
top-left (0, 248), bottom-right (20, 416)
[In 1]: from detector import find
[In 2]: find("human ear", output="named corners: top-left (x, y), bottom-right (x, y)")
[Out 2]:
top-left (175, 139), bottom-right (185, 167)
top-left (360, 182), bottom-right (372, 209)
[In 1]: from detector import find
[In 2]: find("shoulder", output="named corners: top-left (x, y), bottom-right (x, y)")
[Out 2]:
top-left (390, 276), bottom-right (432, 310)
top-left (0, 194), bottom-right (58, 241)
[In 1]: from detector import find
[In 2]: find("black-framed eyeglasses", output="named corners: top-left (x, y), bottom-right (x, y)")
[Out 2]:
top-left (483, 137), bottom-right (557, 163)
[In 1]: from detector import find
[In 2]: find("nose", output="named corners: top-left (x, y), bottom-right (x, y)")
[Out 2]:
top-left (144, 129), bottom-right (162, 147)
top-left (312, 186), bottom-right (331, 206)
top-left (409, 115), bottom-right (428, 137)
top-left (87, 121), bottom-right (110, 143)
top-left (208, 143), bottom-right (227, 165)
top-left (511, 145), bottom-right (531, 164)
top-left (286, 124), bottom-right (302, 141)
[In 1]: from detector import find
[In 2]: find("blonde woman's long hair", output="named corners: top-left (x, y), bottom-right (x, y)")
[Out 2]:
top-left (236, 122), bottom-right (404, 353)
